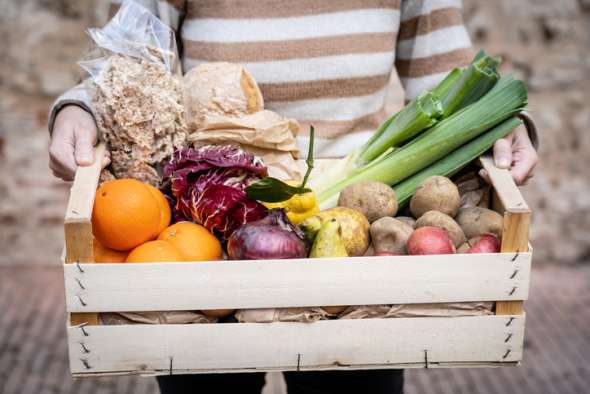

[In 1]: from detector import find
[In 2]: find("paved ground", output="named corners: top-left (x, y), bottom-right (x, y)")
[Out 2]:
top-left (0, 263), bottom-right (588, 394)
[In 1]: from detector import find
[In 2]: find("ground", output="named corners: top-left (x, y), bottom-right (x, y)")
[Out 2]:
top-left (1, 263), bottom-right (588, 394)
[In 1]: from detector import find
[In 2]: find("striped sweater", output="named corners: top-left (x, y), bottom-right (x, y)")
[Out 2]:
top-left (50, 0), bottom-right (473, 158)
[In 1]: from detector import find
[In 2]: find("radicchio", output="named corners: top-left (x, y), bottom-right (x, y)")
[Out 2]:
top-left (163, 145), bottom-right (268, 238)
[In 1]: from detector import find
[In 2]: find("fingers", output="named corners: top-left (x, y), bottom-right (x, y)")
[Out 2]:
top-left (510, 147), bottom-right (538, 185)
top-left (74, 127), bottom-right (98, 166)
top-left (49, 132), bottom-right (77, 181)
top-left (493, 135), bottom-right (513, 169)
top-left (509, 125), bottom-right (538, 185)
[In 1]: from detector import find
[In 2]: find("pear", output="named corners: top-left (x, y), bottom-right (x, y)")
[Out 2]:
top-left (300, 207), bottom-right (370, 256)
top-left (310, 219), bottom-right (348, 258)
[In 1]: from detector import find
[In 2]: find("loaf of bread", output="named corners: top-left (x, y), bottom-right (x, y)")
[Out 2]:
top-left (183, 62), bottom-right (264, 130)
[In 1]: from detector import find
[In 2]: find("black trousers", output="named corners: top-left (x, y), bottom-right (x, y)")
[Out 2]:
top-left (156, 369), bottom-right (404, 394)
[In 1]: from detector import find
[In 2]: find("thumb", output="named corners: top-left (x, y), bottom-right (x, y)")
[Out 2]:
top-left (493, 137), bottom-right (513, 169)
top-left (74, 128), bottom-right (97, 166)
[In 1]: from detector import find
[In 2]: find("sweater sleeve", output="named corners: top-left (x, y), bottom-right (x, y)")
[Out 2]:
top-left (48, 0), bottom-right (186, 134)
top-left (395, 0), bottom-right (473, 101)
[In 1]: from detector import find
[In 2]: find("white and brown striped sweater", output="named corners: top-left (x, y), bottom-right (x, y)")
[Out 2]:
top-left (50, 0), bottom-right (473, 158)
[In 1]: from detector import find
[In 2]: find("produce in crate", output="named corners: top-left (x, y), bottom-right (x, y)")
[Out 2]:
top-left (458, 234), bottom-right (501, 254)
top-left (300, 207), bottom-right (370, 257)
top-left (396, 216), bottom-right (416, 228)
top-left (157, 222), bottom-right (222, 261)
top-left (126, 240), bottom-right (184, 263)
top-left (370, 217), bottom-right (414, 255)
top-left (162, 145), bottom-right (268, 239)
top-left (309, 52), bottom-right (527, 209)
top-left (227, 209), bottom-right (307, 260)
top-left (93, 238), bottom-right (128, 263)
top-left (407, 226), bottom-right (456, 255)
top-left (309, 219), bottom-right (348, 258)
top-left (414, 210), bottom-right (466, 248)
top-left (337, 181), bottom-right (398, 223)
top-left (92, 179), bottom-right (171, 251)
top-left (146, 184), bottom-right (172, 234)
top-left (409, 176), bottom-right (460, 218)
top-left (456, 206), bottom-right (504, 239)
top-left (262, 180), bottom-right (320, 224)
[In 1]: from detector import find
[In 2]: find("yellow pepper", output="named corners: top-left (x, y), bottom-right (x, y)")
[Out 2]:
top-left (263, 180), bottom-right (320, 224)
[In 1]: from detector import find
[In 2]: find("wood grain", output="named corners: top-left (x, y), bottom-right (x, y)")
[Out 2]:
top-left (67, 314), bottom-right (525, 375)
top-left (480, 155), bottom-right (531, 316)
top-left (65, 143), bottom-right (105, 326)
top-left (63, 253), bottom-right (531, 313)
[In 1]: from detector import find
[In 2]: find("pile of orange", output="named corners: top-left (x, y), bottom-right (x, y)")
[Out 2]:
top-left (92, 179), bottom-right (222, 263)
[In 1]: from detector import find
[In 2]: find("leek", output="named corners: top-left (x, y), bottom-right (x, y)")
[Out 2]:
top-left (310, 51), bottom-right (503, 196)
top-left (315, 75), bottom-right (527, 208)
top-left (357, 51), bottom-right (500, 163)
top-left (393, 116), bottom-right (523, 206)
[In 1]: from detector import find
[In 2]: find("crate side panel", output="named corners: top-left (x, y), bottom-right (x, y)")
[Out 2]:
top-left (64, 253), bottom-right (531, 312)
top-left (67, 315), bottom-right (524, 375)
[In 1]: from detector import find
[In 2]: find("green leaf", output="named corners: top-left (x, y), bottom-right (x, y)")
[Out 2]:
top-left (246, 178), bottom-right (312, 203)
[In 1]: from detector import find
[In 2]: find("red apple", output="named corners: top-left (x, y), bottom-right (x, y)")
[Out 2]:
top-left (407, 226), bottom-right (456, 255)
top-left (465, 234), bottom-right (500, 254)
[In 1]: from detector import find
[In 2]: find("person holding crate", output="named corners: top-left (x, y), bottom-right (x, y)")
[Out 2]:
top-left (48, 1), bottom-right (538, 393)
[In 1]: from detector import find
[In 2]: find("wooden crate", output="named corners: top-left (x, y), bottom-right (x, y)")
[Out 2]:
top-left (63, 144), bottom-right (532, 377)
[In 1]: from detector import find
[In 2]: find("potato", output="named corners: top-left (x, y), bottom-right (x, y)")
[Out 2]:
top-left (410, 176), bottom-right (460, 218)
top-left (414, 210), bottom-right (466, 248)
top-left (370, 217), bottom-right (414, 255)
top-left (396, 216), bottom-right (416, 228)
top-left (456, 207), bottom-right (503, 239)
top-left (338, 181), bottom-right (397, 223)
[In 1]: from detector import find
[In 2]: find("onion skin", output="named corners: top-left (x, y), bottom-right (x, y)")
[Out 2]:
top-left (227, 209), bottom-right (307, 260)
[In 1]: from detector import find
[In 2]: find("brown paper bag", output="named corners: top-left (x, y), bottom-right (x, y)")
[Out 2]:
top-left (339, 302), bottom-right (493, 320)
top-left (188, 110), bottom-right (302, 180)
top-left (235, 307), bottom-right (328, 323)
top-left (99, 311), bottom-right (217, 325)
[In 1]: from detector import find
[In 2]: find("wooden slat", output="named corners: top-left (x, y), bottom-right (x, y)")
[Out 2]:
top-left (65, 143), bottom-right (105, 326)
top-left (64, 143), bottom-right (105, 263)
top-left (63, 253), bottom-right (531, 313)
top-left (67, 314), bottom-right (525, 375)
top-left (480, 156), bottom-right (531, 316)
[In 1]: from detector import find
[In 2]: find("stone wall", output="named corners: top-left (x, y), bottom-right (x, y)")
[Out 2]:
top-left (0, 0), bottom-right (588, 265)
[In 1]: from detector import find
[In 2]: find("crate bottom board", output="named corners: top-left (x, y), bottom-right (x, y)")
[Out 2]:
top-left (68, 314), bottom-right (524, 376)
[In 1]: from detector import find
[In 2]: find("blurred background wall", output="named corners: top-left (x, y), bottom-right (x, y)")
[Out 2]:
top-left (1, 0), bottom-right (589, 266)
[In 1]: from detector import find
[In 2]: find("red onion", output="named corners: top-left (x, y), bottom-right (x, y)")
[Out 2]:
top-left (227, 209), bottom-right (307, 260)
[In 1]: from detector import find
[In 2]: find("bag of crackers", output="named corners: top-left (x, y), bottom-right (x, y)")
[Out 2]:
top-left (79, 0), bottom-right (187, 186)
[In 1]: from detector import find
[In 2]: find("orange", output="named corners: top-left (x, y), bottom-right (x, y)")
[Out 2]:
top-left (126, 240), bottom-right (184, 263)
top-left (93, 238), bottom-right (128, 263)
top-left (92, 179), bottom-right (162, 251)
top-left (146, 184), bottom-right (171, 234)
top-left (158, 222), bottom-right (222, 261)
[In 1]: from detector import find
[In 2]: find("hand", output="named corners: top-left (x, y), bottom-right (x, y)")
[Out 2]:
top-left (482, 124), bottom-right (538, 185)
top-left (49, 105), bottom-right (110, 181)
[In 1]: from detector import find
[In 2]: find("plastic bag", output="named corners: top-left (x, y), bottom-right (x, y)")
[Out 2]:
top-left (79, 0), bottom-right (181, 78)
top-left (80, 0), bottom-right (187, 186)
